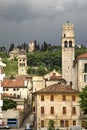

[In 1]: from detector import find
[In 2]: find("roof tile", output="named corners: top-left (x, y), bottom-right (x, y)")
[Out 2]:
top-left (34, 83), bottom-right (79, 94)
top-left (2, 78), bottom-right (26, 88)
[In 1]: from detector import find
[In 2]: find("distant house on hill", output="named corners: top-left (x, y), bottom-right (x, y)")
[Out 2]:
top-left (9, 48), bottom-right (19, 60)
top-left (28, 40), bottom-right (35, 53)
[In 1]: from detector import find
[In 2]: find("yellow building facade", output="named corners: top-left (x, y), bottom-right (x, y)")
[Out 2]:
top-left (33, 83), bottom-right (80, 130)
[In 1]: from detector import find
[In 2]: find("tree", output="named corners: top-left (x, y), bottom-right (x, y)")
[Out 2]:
top-left (48, 119), bottom-right (55, 130)
top-left (79, 85), bottom-right (87, 114)
top-left (2, 99), bottom-right (17, 110)
top-left (9, 43), bottom-right (14, 52)
top-left (27, 67), bottom-right (36, 75)
top-left (36, 66), bottom-right (47, 76)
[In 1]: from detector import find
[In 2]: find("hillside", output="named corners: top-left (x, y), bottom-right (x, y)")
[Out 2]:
top-left (2, 46), bottom-right (87, 77)
top-left (3, 59), bottom-right (18, 77)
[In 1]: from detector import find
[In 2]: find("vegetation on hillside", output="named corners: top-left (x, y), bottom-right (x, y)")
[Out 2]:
top-left (3, 58), bottom-right (18, 77)
top-left (1, 43), bottom-right (87, 77)
top-left (27, 50), bottom-right (62, 71)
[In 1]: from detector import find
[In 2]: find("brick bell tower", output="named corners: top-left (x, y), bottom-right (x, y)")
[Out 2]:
top-left (62, 22), bottom-right (75, 86)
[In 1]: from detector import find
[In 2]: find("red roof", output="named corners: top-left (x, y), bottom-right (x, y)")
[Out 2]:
top-left (34, 83), bottom-right (79, 94)
top-left (2, 78), bottom-right (26, 88)
top-left (77, 53), bottom-right (87, 59)
top-left (2, 92), bottom-right (15, 98)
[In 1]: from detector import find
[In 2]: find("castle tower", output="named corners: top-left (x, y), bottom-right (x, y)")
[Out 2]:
top-left (28, 41), bottom-right (35, 53)
top-left (18, 49), bottom-right (27, 75)
top-left (62, 22), bottom-right (75, 85)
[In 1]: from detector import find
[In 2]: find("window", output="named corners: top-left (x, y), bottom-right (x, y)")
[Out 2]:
top-left (50, 107), bottom-right (54, 114)
top-left (41, 120), bottom-right (44, 127)
top-left (84, 75), bottom-right (87, 82)
top-left (41, 95), bottom-right (44, 101)
top-left (65, 120), bottom-right (68, 127)
top-left (20, 63), bottom-right (22, 66)
top-left (41, 107), bottom-right (44, 114)
top-left (84, 64), bottom-right (87, 72)
top-left (73, 120), bottom-right (76, 125)
top-left (60, 120), bottom-right (64, 127)
top-left (62, 95), bottom-right (66, 101)
top-left (64, 34), bottom-right (66, 37)
top-left (33, 106), bottom-right (35, 112)
top-left (63, 107), bottom-right (66, 114)
top-left (23, 63), bottom-right (25, 66)
top-left (50, 95), bottom-right (54, 101)
top-left (60, 120), bottom-right (68, 127)
top-left (69, 41), bottom-right (72, 47)
top-left (6, 88), bottom-right (8, 91)
top-left (17, 95), bottom-right (19, 98)
top-left (72, 95), bottom-right (76, 101)
top-left (13, 88), bottom-right (15, 91)
top-left (72, 107), bottom-right (76, 115)
top-left (17, 88), bottom-right (19, 91)
top-left (64, 41), bottom-right (68, 48)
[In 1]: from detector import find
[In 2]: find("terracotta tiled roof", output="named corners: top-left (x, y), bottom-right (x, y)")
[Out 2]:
top-left (2, 92), bottom-right (15, 98)
top-left (2, 78), bottom-right (26, 88)
top-left (77, 53), bottom-right (87, 59)
top-left (73, 53), bottom-right (87, 67)
top-left (34, 83), bottom-right (79, 94)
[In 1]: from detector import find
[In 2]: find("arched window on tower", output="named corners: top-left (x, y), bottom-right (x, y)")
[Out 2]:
top-left (64, 41), bottom-right (68, 48)
top-left (69, 41), bottom-right (72, 47)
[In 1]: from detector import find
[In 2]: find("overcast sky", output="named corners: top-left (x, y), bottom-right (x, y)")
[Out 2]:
top-left (0, 0), bottom-right (87, 50)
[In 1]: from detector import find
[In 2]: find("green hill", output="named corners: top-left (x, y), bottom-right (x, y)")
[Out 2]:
top-left (3, 59), bottom-right (18, 77)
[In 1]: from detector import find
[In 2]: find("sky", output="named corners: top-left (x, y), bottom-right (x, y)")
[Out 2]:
top-left (0, 0), bottom-right (87, 50)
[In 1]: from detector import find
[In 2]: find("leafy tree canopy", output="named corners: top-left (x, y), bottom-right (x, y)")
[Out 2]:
top-left (79, 85), bottom-right (87, 114)
top-left (48, 119), bottom-right (55, 130)
top-left (9, 43), bottom-right (14, 52)
top-left (2, 99), bottom-right (17, 110)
